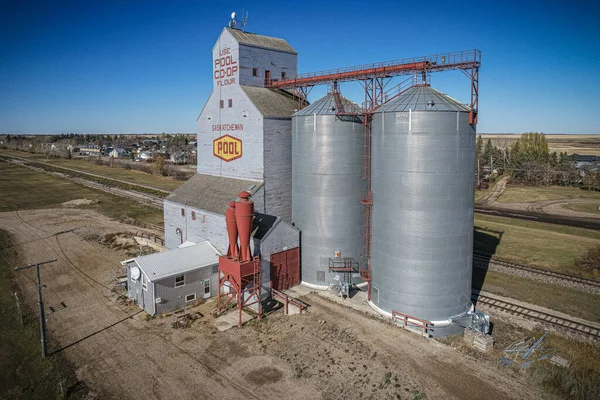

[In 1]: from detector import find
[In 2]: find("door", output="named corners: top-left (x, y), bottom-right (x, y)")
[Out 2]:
top-left (203, 279), bottom-right (211, 299)
top-left (264, 70), bottom-right (271, 86)
top-left (270, 247), bottom-right (300, 291)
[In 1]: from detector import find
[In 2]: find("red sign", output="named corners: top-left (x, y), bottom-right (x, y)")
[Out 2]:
top-left (213, 134), bottom-right (242, 162)
top-left (214, 47), bottom-right (237, 87)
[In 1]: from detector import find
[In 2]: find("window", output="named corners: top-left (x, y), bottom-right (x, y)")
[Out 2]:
top-left (281, 71), bottom-right (286, 79)
top-left (191, 211), bottom-right (196, 221)
top-left (219, 100), bottom-right (224, 109)
top-left (181, 208), bottom-right (185, 217)
top-left (228, 99), bottom-right (232, 108)
top-left (252, 68), bottom-right (258, 77)
top-left (142, 274), bottom-right (147, 290)
top-left (175, 275), bottom-right (185, 288)
top-left (204, 279), bottom-right (210, 295)
top-left (212, 264), bottom-right (219, 274)
top-left (185, 293), bottom-right (196, 303)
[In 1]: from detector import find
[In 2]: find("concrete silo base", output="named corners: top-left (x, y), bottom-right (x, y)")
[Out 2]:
top-left (367, 300), bottom-right (467, 338)
top-left (301, 280), bottom-right (369, 291)
top-left (301, 281), bottom-right (330, 291)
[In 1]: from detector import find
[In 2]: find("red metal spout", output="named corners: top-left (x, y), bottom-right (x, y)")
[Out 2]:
top-left (235, 191), bottom-right (254, 262)
top-left (225, 201), bottom-right (239, 259)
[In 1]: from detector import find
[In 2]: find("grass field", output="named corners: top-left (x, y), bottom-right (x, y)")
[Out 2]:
top-left (0, 162), bottom-right (164, 227)
top-left (562, 202), bottom-right (600, 215)
top-left (0, 230), bottom-right (85, 399)
top-left (473, 269), bottom-right (600, 322)
top-left (0, 149), bottom-right (187, 192)
top-left (474, 214), bottom-right (600, 278)
top-left (497, 184), bottom-right (600, 203)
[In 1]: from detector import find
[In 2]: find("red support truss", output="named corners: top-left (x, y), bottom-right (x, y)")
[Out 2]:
top-left (268, 49), bottom-right (481, 120)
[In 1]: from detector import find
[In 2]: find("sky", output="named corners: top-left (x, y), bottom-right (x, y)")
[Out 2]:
top-left (1, 0), bottom-right (599, 134)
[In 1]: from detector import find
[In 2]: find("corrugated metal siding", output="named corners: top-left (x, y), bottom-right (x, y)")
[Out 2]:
top-left (371, 90), bottom-right (475, 335)
top-left (292, 94), bottom-right (365, 287)
top-left (134, 241), bottom-right (220, 282)
top-left (378, 86), bottom-right (470, 113)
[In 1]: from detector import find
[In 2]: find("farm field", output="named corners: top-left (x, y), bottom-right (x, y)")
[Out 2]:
top-left (0, 149), bottom-right (188, 192)
top-left (0, 161), bottom-right (164, 227)
top-left (480, 134), bottom-right (600, 156)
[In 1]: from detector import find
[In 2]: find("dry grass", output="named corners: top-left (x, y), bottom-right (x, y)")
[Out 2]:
top-left (0, 230), bottom-right (88, 398)
top-left (562, 202), bottom-right (600, 215)
top-left (0, 162), bottom-right (164, 227)
top-left (473, 269), bottom-right (600, 322)
top-left (497, 184), bottom-right (600, 203)
top-left (0, 149), bottom-right (188, 192)
top-left (474, 214), bottom-right (600, 279)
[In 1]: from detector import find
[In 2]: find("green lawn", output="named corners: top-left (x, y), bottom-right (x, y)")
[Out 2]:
top-left (0, 149), bottom-right (187, 192)
top-left (474, 214), bottom-right (600, 279)
top-left (497, 184), bottom-right (600, 203)
top-left (0, 230), bottom-right (86, 398)
top-left (0, 162), bottom-right (164, 227)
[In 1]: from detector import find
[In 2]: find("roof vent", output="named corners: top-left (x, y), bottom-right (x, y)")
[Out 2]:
top-left (427, 100), bottom-right (435, 108)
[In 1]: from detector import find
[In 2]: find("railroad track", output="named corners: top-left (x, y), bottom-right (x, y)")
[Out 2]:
top-left (473, 253), bottom-right (600, 289)
top-left (472, 294), bottom-right (600, 340)
top-left (1, 155), bottom-right (164, 209)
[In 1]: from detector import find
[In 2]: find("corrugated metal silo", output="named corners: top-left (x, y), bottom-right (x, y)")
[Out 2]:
top-left (370, 85), bottom-right (476, 337)
top-left (292, 93), bottom-right (365, 288)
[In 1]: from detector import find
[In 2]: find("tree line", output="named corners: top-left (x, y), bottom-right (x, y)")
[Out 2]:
top-left (476, 133), bottom-right (598, 189)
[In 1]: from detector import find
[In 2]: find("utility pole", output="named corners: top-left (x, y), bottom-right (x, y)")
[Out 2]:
top-left (15, 258), bottom-right (57, 358)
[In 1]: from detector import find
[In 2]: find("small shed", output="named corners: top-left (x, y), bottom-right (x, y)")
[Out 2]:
top-left (251, 212), bottom-right (301, 294)
top-left (123, 241), bottom-right (221, 315)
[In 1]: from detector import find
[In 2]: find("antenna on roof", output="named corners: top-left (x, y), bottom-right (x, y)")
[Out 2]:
top-left (241, 10), bottom-right (248, 31)
top-left (229, 10), bottom-right (248, 30)
top-left (229, 12), bottom-right (237, 29)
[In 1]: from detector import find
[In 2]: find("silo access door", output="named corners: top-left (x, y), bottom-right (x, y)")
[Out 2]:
top-left (270, 247), bottom-right (300, 291)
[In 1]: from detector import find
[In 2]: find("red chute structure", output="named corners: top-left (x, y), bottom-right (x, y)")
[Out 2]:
top-left (217, 191), bottom-right (262, 327)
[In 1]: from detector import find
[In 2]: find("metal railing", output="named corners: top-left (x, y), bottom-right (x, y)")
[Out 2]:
top-left (271, 288), bottom-right (307, 314)
top-left (391, 310), bottom-right (432, 335)
top-left (136, 232), bottom-right (165, 246)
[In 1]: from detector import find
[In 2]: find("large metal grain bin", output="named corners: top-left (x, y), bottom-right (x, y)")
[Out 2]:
top-left (370, 85), bottom-right (476, 337)
top-left (292, 93), bottom-right (365, 288)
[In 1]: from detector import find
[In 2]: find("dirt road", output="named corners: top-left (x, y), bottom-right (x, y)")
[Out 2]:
top-left (1, 208), bottom-right (549, 399)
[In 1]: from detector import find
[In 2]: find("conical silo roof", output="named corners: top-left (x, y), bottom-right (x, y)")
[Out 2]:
top-left (376, 85), bottom-right (470, 113)
top-left (293, 93), bottom-right (361, 116)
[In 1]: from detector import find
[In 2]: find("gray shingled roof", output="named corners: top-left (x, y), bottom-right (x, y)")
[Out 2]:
top-left (376, 85), bottom-right (470, 113)
top-left (227, 28), bottom-right (297, 54)
top-left (293, 93), bottom-right (361, 117)
top-left (166, 173), bottom-right (259, 215)
top-left (241, 86), bottom-right (302, 118)
top-left (134, 241), bottom-right (221, 282)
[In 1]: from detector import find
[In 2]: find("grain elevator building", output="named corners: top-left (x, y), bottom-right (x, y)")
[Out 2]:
top-left (164, 27), bottom-right (300, 252)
